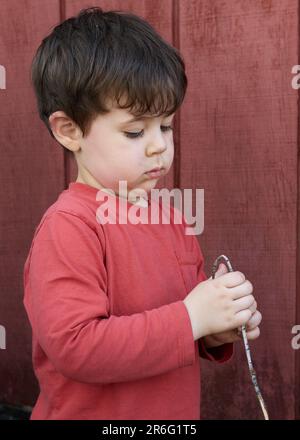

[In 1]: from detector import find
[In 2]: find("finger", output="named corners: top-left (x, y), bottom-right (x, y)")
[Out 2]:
top-left (208, 263), bottom-right (228, 280)
top-left (233, 309), bottom-right (252, 329)
top-left (245, 310), bottom-right (262, 330)
top-left (214, 271), bottom-right (246, 288)
top-left (229, 280), bottom-right (253, 300)
top-left (246, 326), bottom-right (260, 340)
top-left (232, 294), bottom-right (255, 313)
top-left (249, 300), bottom-right (257, 315)
top-left (214, 263), bottom-right (228, 278)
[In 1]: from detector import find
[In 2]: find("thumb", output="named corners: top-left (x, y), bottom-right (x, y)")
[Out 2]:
top-left (213, 263), bottom-right (228, 279)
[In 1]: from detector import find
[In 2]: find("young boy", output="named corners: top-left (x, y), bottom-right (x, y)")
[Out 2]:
top-left (23, 7), bottom-right (262, 420)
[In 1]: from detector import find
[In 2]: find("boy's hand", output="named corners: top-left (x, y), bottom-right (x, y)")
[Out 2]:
top-left (203, 263), bottom-right (262, 348)
top-left (183, 262), bottom-right (258, 341)
top-left (203, 309), bottom-right (262, 347)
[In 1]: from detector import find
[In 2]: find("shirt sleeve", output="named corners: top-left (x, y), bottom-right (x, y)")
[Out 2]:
top-left (24, 210), bottom-right (196, 384)
top-left (192, 234), bottom-right (234, 363)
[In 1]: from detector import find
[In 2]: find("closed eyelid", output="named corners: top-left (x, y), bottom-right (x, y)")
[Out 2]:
top-left (123, 124), bottom-right (173, 139)
top-left (126, 122), bottom-right (174, 132)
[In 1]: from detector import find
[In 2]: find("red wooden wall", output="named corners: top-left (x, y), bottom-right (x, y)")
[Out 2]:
top-left (0, 0), bottom-right (299, 419)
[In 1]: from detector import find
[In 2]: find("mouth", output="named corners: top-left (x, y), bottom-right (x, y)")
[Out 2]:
top-left (145, 167), bottom-right (165, 178)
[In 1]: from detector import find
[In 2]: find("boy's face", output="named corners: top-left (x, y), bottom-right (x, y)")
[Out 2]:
top-left (73, 101), bottom-right (175, 200)
top-left (49, 98), bottom-right (176, 202)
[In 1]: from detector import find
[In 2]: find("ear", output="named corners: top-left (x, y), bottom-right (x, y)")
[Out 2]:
top-left (48, 111), bottom-right (82, 152)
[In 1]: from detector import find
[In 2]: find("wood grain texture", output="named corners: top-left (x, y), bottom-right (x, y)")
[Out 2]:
top-left (0, 0), bottom-right (299, 419)
top-left (178, 0), bottom-right (298, 419)
top-left (0, 0), bottom-right (177, 410)
top-left (0, 0), bottom-right (65, 406)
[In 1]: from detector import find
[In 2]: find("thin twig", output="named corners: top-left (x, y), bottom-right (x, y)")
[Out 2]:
top-left (211, 254), bottom-right (269, 420)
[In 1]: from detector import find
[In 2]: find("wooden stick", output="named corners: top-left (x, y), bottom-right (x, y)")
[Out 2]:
top-left (211, 254), bottom-right (269, 420)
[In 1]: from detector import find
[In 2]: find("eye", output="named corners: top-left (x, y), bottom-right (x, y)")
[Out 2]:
top-left (124, 130), bottom-right (144, 139)
top-left (124, 125), bottom-right (173, 139)
top-left (161, 125), bottom-right (173, 133)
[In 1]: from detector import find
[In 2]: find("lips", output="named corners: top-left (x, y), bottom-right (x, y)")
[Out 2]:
top-left (145, 167), bottom-right (165, 178)
top-left (147, 166), bottom-right (164, 173)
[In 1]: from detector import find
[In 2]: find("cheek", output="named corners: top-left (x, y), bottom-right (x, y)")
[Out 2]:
top-left (166, 143), bottom-right (174, 165)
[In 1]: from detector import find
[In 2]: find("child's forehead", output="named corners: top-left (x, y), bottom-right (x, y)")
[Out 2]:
top-left (109, 99), bottom-right (152, 118)
top-left (106, 101), bottom-right (174, 125)
top-left (111, 108), bottom-right (157, 123)
top-left (105, 96), bottom-right (174, 123)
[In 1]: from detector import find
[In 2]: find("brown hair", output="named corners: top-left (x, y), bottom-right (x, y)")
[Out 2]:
top-left (31, 6), bottom-right (187, 146)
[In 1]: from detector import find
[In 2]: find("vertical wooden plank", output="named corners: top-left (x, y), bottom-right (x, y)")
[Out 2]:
top-left (0, 0), bottom-right (64, 406)
top-left (3, 0), bottom-right (297, 419)
top-left (296, 0), bottom-right (300, 420)
top-left (0, 0), bottom-right (176, 408)
top-left (178, 0), bottom-right (298, 419)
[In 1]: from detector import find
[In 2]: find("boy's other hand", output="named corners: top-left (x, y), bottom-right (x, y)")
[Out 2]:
top-left (203, 263), bottom-right (262, 347)
top-left (203, 308), bottom-right (262, 348)
top-left (183, 263), bottom-right (260, 341)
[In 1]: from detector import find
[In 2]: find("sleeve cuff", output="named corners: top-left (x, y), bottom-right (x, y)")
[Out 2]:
top-left (174, 301), bottom-right (197, 368)
top-left (198, 338), bottom-right (234, 363)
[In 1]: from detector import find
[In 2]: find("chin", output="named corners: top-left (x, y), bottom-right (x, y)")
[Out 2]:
top-left (146, 180), bottom-right (159, 189)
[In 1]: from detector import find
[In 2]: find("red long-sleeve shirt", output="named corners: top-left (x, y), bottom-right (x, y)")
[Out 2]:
top-left (23, 182), bottom-right (233, 420)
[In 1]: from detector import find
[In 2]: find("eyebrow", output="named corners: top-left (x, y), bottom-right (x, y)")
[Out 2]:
top-left (122, 115), bottom-right (151, 124)
top-left (120, 113), bottom-right (175, 125)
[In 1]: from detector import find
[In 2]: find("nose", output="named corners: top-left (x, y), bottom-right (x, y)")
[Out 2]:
top-left (145, 130), bottom-right (168, 157)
